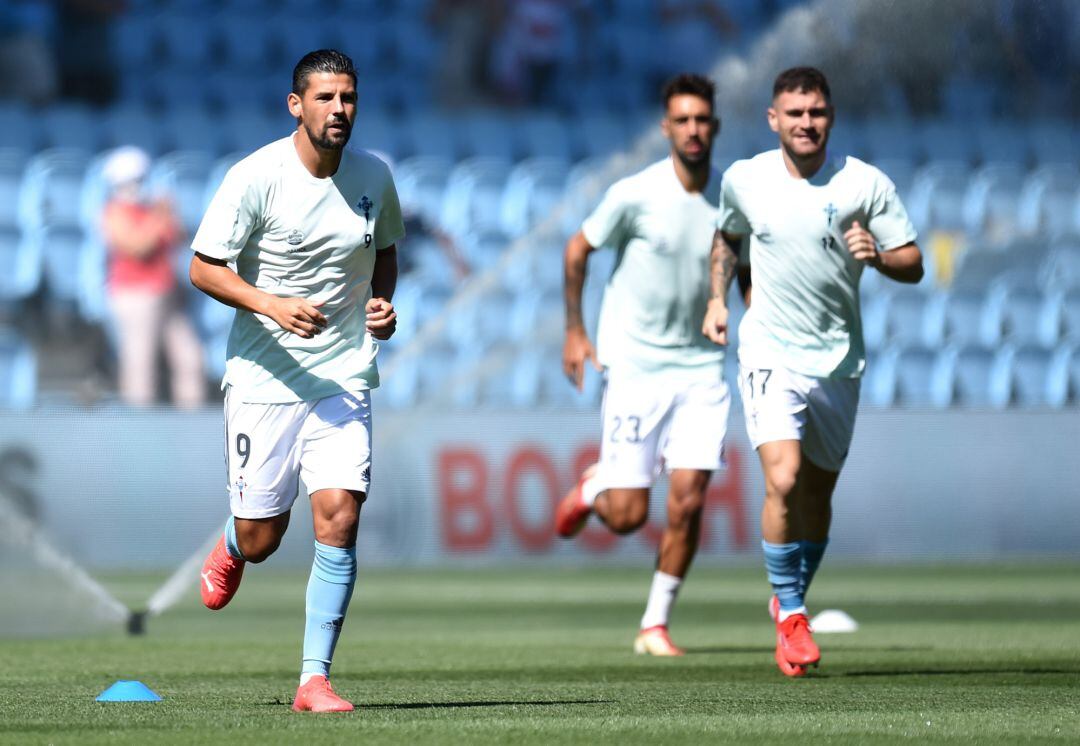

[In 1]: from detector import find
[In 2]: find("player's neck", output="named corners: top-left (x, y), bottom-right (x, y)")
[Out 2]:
top-left (293, 130), bottom-right (344, 179)
top-left (779, 144), bottom-right (827, 180)
top-left (671, 153), bottom-right (711, 193)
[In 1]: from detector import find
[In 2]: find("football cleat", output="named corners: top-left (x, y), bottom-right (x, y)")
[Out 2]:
top-left (776, 613), bottom-right (820, 669)
top-left (774, 645), bottom-right (809, 677)
top-left (555, 464), bottom-right (598, 538)
top-left (633, 625), bottom-right (685, 657)
top-left (199, 536), bottom-right (245, 610)
top-left (291, 675), bottom-right (354, 713)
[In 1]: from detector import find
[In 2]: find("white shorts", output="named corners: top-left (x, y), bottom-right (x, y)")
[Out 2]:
top-left (595, 371), bottom-right (730, 489)
top-left (738, 364), bottom-right (860, 472)
top-left (224, 389), bottom-right (373, 519)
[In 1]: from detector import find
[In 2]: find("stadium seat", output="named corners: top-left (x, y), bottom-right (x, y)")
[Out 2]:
top-left (906, 160), bottom-right (971, 231)
top-left (38, 226), bottom-right (89, 307)
top-left (402, 112), bottom-right (460, 161)
top-left (0, 149), bottom-right (29, 231)
top-left (355, 111), bottom-right (403, 162)
top-left (498, 157), bottom-right (571, 237)
top-left (150, 150), bottom-right (215, 234)
top-left (112, 12), bottom-right (159, 70)
top-left (569, 112), bottom-right (632, 161)
top-left (941, 76), bottom-right (1001, 121)
top-left (919, 120), bottom-right (981, 164)
top-left (206, 71), bottom-right (281, 119)
top-left (101, 104), bottom-right (169, 156)
top-left (960, 161), bottom-right (1027, 237)
top-left (1028, 121), bottom-right (1080, 168)
top-left (518, 114), bottom-right (573, 161)
top-left (164, 108), bottom-right (228, 158)
top-left (860, 119), bottom-right (921, 163)
top-left (1005, 344), bottom-right (1063, 408)
top-left (861, 349), bottom-right (896, 407)
top-left (890, 343), bottom-right (949, 407)
top-left (0, 330), bottom-right (37, 410)
top-left (883, 287), bottom-right (936, 347)
top-left (459, 112), bottom-right (520, 161)
top-left (394, 156), bottom-right (454, 223)
top-left (950, 247), bottom-right (1046, 294)
top-left (999, 288), bottom-right (1062, 347)
top-left (0, 227), bottom-right (42, 304)
top-left (1042, 243), bottom-right (1080, 291)
top-left (928, 289), bottom-right (999, 347)
top-left (1017, 164), bottom-right (1080, 236)
top-left (972, 122), bottom-right (1031, 169)
top-left (860, 290), bottom-right (891, 352)
top-left (157, 12), bottom-right (217, 70)
top-left (17, 149), bottom-right (93, 231)
top-left (1060, 288), bottom-right (1080, 340)
top-left (0, 104), bottom-right (41, 153)
top-left (41, 105), bottom-right (105, 153)
top-left (214, 13), bottom-right (275, 70)
top-left (439, 157), bottom-right (513, 237)
top-left (946, 343), bottom-right (1009, 409)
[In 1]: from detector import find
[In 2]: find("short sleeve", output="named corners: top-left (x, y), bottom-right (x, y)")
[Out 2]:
top-left (374, 165), bottom-right (406, 251)
top-left (716, 169), bottom-right (751, 235)
top-left (190, 164), bottom-right (261, 262)
top-left (581, 181), bottom-right (632, 249)
top-left (866, 170), bottom-right (918, 251)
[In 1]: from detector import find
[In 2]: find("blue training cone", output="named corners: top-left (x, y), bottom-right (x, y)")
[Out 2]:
top-left (96, 680), bottom-right (162, 702)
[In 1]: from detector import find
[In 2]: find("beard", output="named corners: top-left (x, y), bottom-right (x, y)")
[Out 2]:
top-left (305, 120), bottom-right (351, 151)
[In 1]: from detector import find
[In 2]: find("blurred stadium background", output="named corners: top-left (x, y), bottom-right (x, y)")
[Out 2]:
top-left (1, 0), bottom-right (1079, 639)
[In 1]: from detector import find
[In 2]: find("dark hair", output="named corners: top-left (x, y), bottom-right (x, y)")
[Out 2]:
top-left (772, 66), bottom-right (831, 102)
top-left (292, 49), bottom-right (357, 95)
top-left (662, 73), bottom-right (716, 112)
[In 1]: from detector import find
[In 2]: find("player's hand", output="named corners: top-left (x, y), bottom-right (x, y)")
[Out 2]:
top-left (702, 298), bottom-right (729, 346)
top-left (267, 297), bottom-right (327, 338)
top-left (563, 326), bottom-right (601, 392)
top-left (365, 297), bottom-right (397, 340)
top-left (844, 220), bottom-right (881, 267)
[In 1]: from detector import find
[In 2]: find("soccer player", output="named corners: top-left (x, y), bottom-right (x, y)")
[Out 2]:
top-left (554, 74), bottom-right (731, 656)
top-left (703, 67), bottom-right (923, 676)
top-left (190, 50), bottom-right (404, 711)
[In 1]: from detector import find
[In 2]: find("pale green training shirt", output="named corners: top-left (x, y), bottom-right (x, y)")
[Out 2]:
top-left (717, 149), bottom-right (917, 378)
top-left (582, 157), bottom-right (724, 379)
top-left (191, 134), bottom-right (405, 403)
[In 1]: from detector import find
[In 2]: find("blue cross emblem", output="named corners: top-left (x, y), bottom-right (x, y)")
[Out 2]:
top-left (358, 196), bottom-right (373, 220)
top-left (823, 202), bottom-right (838, 227)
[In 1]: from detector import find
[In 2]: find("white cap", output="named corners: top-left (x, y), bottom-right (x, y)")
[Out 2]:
top-left (102, 146), bottom-right (151, 188)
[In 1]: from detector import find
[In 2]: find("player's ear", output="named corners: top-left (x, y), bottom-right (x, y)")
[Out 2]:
top-left (287, 92), bottom-right (303, 120)
top-left (660, 115), bottom-right (671, 139)
top-left (767, 106), bottom-right (779, 133)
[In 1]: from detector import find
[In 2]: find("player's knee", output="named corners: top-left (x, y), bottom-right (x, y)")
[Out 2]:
top-left (764, 469), bottom-right (798, 501)
top-left (668, 490), bottom-right (705, 528)
top-left (242, 534), bottom-right (282, 563)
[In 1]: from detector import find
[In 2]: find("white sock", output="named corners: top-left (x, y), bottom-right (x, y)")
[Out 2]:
top-left (581, 473), bottom-right (605, 507)
top-left (299, 672), bottom-right (325, 685)
top-left (777, 605), bottom-right (808, 622)
top-left (640, 571), bottom-right (683, 630)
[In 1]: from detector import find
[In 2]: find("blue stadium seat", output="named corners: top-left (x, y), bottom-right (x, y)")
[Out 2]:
top-left (439, 157), bottom-right (513, 236)
top-left (946, 343), bottom-right (1009, 409)
top-left (403, 113), bottom-right (460, 161)
top-left (906, 160), bottom-right (971, 231)
top-left (1017, 164), bottom-right (1080, 236)
top-left (1005, 344), bottom-right (1062, 408)
top-left (0, 104), bottom-right (43, 153)
top-left (890, 343), bottom-right (949, 407)
top-left (883, 287), bottom-right (936, 348)
top-left (999, 289), bottom-right (1061, 347)
top-left (519, 114), bottom-right (573, 161)
top-left (215, 13), bottom-right (275, 70)
top-left (499, 157), bottom-right (571, 237)
top-left (17, 149), bottom-right (92, 231)
top-left (150, 150), bottom-right (214, 234)
top-left (961, 161), bottom-right (1027, 237)
top-left (355, 111), bottom-right (403, 162)
top-left (941, 77), bottom-right (1001, 121)
top-left (1042, 241), bottom-right (1080, 291)
top-left (570, 112), bottom-right (632, 161)
top-left (459, 227), bottom-right (512, 272)
top-left (0, 149), bottom-right (28, 231)
top-left (1060, 288), bottom-right (1080, 340)
top-left (919, 120), bottom-right (980, 164)
top-left (394, 156), bottom-right (454, 223)
top-left (0, 227), bottom-right (42, 305)
top-left (101, 104), bottom-right (169, 156)
top-left (0, 330), bottom-right (37, 410)
top-left (206, 72), bottom-right (281, 118)
top-left (929, 289), bottom-right (998, 347)
top-left (973, 122), bottom-right (1031, 169)
top-left (41, 105), bottom-right (105, 153)
top-left (861, 349), bottom-right (897, 407)
top-left (458, 113), bottom-right (519, 161)
top-left (157, 12), bottom-right (217, 70)
top-left (164, 108), bottom-right (227, 157)
top-left (1028, 121), bottom-right (1080, 168)
top-left (861, 119), bottom-right (921, 163)
top-left (860, 290), bottom-right (891, 352)
top-left (36, 226), bottom-right (89, 306)
top-left (951, 247), bottom-right (1045, 293)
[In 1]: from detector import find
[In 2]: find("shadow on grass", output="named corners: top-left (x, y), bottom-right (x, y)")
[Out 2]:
top-left (684, 645), bottom-right (932, 655)
top-left (837, 667), bottom-right (1080, 678)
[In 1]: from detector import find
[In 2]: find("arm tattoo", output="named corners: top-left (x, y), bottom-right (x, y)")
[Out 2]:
top-left (710, 231), bottom-right (740, 300)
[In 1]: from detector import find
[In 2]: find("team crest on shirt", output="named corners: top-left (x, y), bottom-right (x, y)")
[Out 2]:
top-left (286, 229), bottom-right (305, 246)
top-left (358, 196), bottom-right (373, 219)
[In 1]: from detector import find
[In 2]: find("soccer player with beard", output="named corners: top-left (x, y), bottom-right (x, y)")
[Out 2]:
top-left (189, 50), bottom-right (404, 711)
top-left (555, 74), bottom-right (732, 656)
top-left (703, 67), bottom-right (923, 676)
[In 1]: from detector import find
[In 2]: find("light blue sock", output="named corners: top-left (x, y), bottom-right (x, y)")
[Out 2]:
top-left (224, 516), bottom-right (245, 560)
top-left (301, 541), bottom-right (357, 678)
top-left (799, 539), bottom-right (829, 598)
top-left (763, 540), bottom-right (804, 612)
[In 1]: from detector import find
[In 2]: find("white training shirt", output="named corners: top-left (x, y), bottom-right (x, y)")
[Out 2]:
top-left (717, 149), bottom-right (917, 378)
top-left (582, 157), bottom-right (724, 378)
top-left (191, 134), bottom-right (405, 403)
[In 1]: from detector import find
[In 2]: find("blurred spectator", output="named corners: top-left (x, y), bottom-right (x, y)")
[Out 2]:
top-left (101, 147), bottom-right (206, 409)
top-left (429, 0), bottom-right (504, 108)
top-left (55, 0), bottom-right (124, 105)
top-left (0, 0), bottom-right (59, 104)
top-left (491, 0), bottom-right (590, 107)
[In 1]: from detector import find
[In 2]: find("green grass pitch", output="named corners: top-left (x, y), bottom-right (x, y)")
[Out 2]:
top-left (1, 564), bottom-right (1078, 744)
